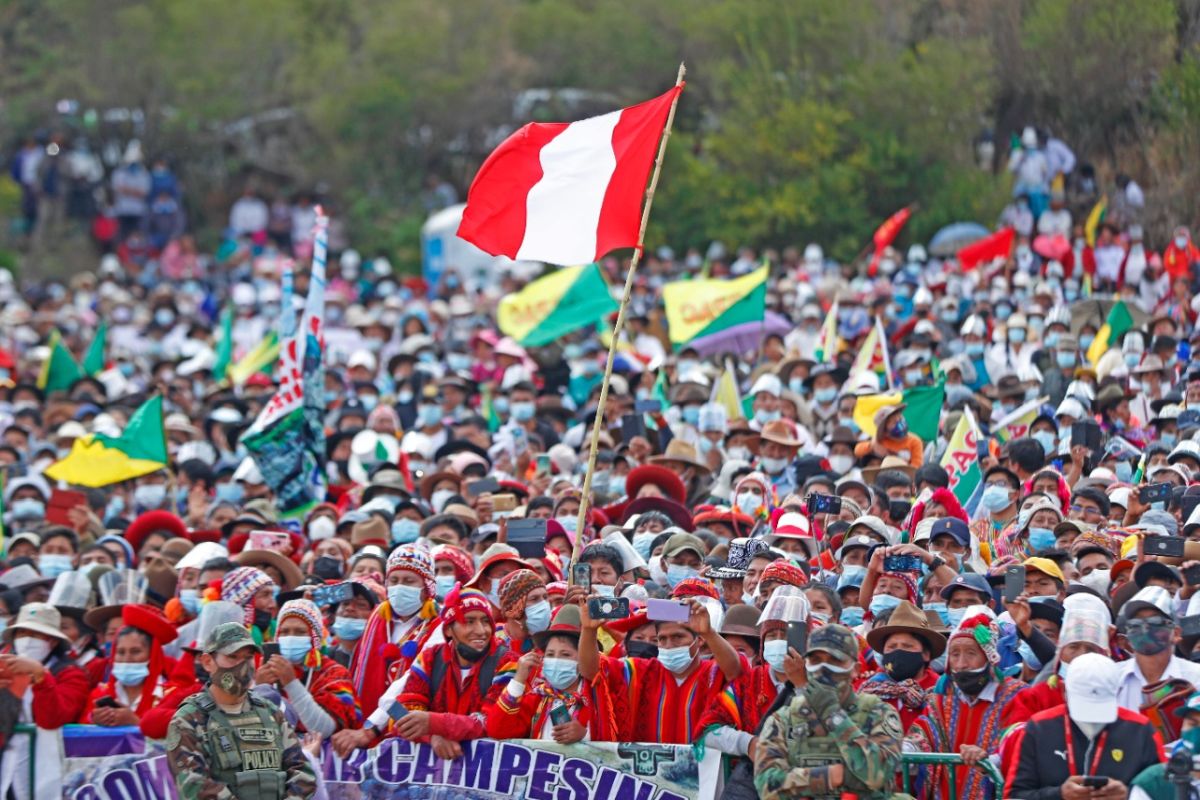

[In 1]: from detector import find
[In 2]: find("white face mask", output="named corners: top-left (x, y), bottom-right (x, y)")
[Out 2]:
top-left (14, 636), bottom-right (52, 663)
top-left (1078, 569), bottom-right (1111, 595)
top-left (828, 455), bottom-right (854, 475)
top-left (759, 456), bottom-right (788, 475)
top-left (308, 516), bottom-right (336, 542)
top-left (430, 489), bottom-right (456, 512)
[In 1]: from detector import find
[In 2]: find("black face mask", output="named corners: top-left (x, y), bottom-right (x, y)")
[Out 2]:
top-left (881, 650), bottom-right (927, 682)
top-left (456, 642), bottom-right (489, 663)
top-left (194, 662), bottom-right (210, 684)
top-left (625, 640), bottom-right (659, 660)
top-left (312, 555), bottom-right (344, 581)
top-left (951, 666), bottom-right (991, 696)
top-left (253, 609), bottom-right (273, 633)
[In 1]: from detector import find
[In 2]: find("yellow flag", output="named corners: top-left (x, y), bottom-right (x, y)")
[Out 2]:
top-left (662, 267), bottom-right (768, 345)
top-left (711, 367), bottom-right (743, 422)
top-left (853, 391), bottom-right (903, 438)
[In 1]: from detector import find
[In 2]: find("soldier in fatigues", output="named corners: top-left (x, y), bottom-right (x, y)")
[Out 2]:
top-left (753, 624), bottom-right (910, 800)
top-left (166, 622), bottom-right (317, 800)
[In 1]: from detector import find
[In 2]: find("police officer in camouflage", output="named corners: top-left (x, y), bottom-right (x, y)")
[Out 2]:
top-left (166, 622), bottom-right (317, 800)
top-left (753, 624), bottom-right (910, 800)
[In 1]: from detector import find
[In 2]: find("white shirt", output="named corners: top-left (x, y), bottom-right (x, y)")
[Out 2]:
top-left (1114, 654), bottom-right (1200, 711)
top-left (1037, 208), bottom-right (1072, 238)
top-left (229, 196), bottom-right (269, 235)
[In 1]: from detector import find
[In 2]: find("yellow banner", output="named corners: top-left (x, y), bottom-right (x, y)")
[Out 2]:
top-left (662, 267), bottom-right (768, 344)
top-left (497, 265), bottom-right (584, 343)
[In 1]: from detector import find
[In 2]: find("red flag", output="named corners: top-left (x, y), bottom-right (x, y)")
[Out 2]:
top-left (873, 207), bottom-right (912, 250)
top-left (457, 86), bottom-right (682, 267)
top-left (957, 228), bottom-right (1015, 271)
top-left (868, 207), bottom-right (912, 276)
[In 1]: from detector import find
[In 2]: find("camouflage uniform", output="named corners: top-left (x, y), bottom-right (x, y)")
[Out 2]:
top-left (753, 624), bottom-right (909, 800)
top-left (165, 622), bottom-right (317, 800)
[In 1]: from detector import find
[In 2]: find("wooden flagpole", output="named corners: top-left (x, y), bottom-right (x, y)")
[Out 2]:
top-left (570, 63), bottom-right (686, 574)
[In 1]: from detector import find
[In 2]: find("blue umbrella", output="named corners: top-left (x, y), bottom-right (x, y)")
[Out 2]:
top-left (928, 222), bottom-right (991, 257)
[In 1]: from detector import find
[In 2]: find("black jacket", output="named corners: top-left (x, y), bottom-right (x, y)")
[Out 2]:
top-left (1005, 705), bottom-right (1165, 799)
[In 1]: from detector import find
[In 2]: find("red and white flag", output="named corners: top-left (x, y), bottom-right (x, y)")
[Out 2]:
top-left (457, 86), bottom-right (683, 266)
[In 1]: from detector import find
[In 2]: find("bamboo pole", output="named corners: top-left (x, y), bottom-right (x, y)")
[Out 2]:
top-left (570, 63), bottom-right (686, 576)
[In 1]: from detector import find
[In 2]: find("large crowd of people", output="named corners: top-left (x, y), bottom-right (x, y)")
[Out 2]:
top-left (1, 126), bottom-right (1200, 799)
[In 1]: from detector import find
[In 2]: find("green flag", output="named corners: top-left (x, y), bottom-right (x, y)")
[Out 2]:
top-left (37, 331), bottom-right (83, 394)
top-left (91, 394), bottom-right (168, 464)
top-left (901, 381), bottom-right (945, 443)
top-left (212, 306), bottom-right (234, 381)
top-left (83, 321), bottom-right (107, 376)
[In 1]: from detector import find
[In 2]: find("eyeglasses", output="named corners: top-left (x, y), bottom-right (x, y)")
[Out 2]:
top-left (1069, 505), bottom-right (1102, 516)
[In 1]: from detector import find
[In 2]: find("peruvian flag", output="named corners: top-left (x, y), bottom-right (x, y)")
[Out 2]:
top-left (457, 85), bottom-right (683, 266)
top-left (958, 227), bottom-right (1015, 271)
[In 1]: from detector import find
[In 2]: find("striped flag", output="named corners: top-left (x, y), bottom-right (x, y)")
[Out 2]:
top-left (850, 316), bottom-right (892, 390)
top-left (457, 86), bottom-right (683, 266)
top-left (1086, 300), bottom-right (1134, 366)
top-left (814, 302), bottom-right (839, 363)
top-left (992, 397), bottom-right (1045, 444)
top-left (941, 408), bottom-right (984, 514)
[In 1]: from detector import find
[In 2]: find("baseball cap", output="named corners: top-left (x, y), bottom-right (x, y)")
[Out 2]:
top-left (204, 621), bottom-right (262, 656)
top-left (1123, 585), bottom-right (1175, 620)
top-left (663, 532), bottom-right (706, 561)
top-left (1064, 653), bottom-right (1119, 724)
top-left (805, 623), bottom-right (859, 662)
top-left (940, 573), bottom-right (992, 602)
top-left (928, 518), bottom-right (970, 548)
top-left (1023, 556), bottom-right (1064, 583)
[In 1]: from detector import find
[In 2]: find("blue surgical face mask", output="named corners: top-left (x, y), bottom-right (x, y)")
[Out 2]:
top-left (388, 584), bottom-right (425, 617)
top-left (541, 657), bottom-right (579, 690)
top-left (1027, 527), bottom-right (1056, 552)
top-left (682, 406), bottom-right (701, 426)
top-left (556, 515), bottom-right (579, 535)
top-left (657, 643), bottom-right (696, 674)
top-left (511, 401), bottom-right (536, 422)
top-left (111, 661), bottom-right (150, 687)
top-left (214, 481), bottom-right (243, 505)
top-left (1080, 333), bottom-right (1095, 350)
top-left (134, 483), bottom-right (167, 510)
top-left (1033, 430), bottom-right (1056, 456)
top-left (1114, 461), bottom-right (1133, 483)
top-left (789, 378), bottom-right (806, 395)
top-left (924, 602), bottom-right (951, 627)
top-left (754, 408), bottom-right (781, 425)
top-left (763, 639), bottom-right (789, 673)
top-left (38, 554), bottom-right (73, 579)
top-left (332, 616), bottom-right (367, 642)
top-left (1009, 328), bottom-right (1027, 343)
top-left (180, 588), bottom-right (202, 615)
top-left (1044, 332), bottom-right (1061, 349)
top-left (1017, 640), bottom-right (1042, 670)
top-left (840, 607), bottom-right (865, 627)
top-left (524, 600), bottom-right (552, 634)
top-left (869, 594), bottom-right (902, 617)
top-left (981, 484), bottom-right (1012, 512)
top-left (392, 518), bottom-right (421, 544)
top-left (632, 532), bottom-right (657, 559)
top-left (277, 635), bottom-right (312, 664)
top-left (666, 563), bottom-right (699, 589)
top-left (10, 498), bottom-right (45, 521)
top-left (435, 574), bottom-right (457, 599)
top-left (965, 342), bottom-right (986, 358)
top-left (417, 405), bottom-right (442, 427)
top-left (1161, 432), bottom-right (1178, 448)
top-left (814, 386), bottom-right (837, 405)
top-left (946, 607), bottom-right (967, 628)
top-left (1056, 351), bottom-right (1077, 369)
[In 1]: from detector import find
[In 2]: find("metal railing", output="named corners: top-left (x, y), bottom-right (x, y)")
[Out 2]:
top-left (900, 752), bottom-right (1005, 800)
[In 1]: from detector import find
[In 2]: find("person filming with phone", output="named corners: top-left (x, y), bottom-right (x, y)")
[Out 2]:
top-left (1005, 652), bottom-right (1164, 800)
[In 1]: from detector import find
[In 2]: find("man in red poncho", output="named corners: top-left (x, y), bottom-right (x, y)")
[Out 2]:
top-left (331, 585), bottom-right (516, 760)
top-left (1163, 225), bottom-right (1200, 281)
